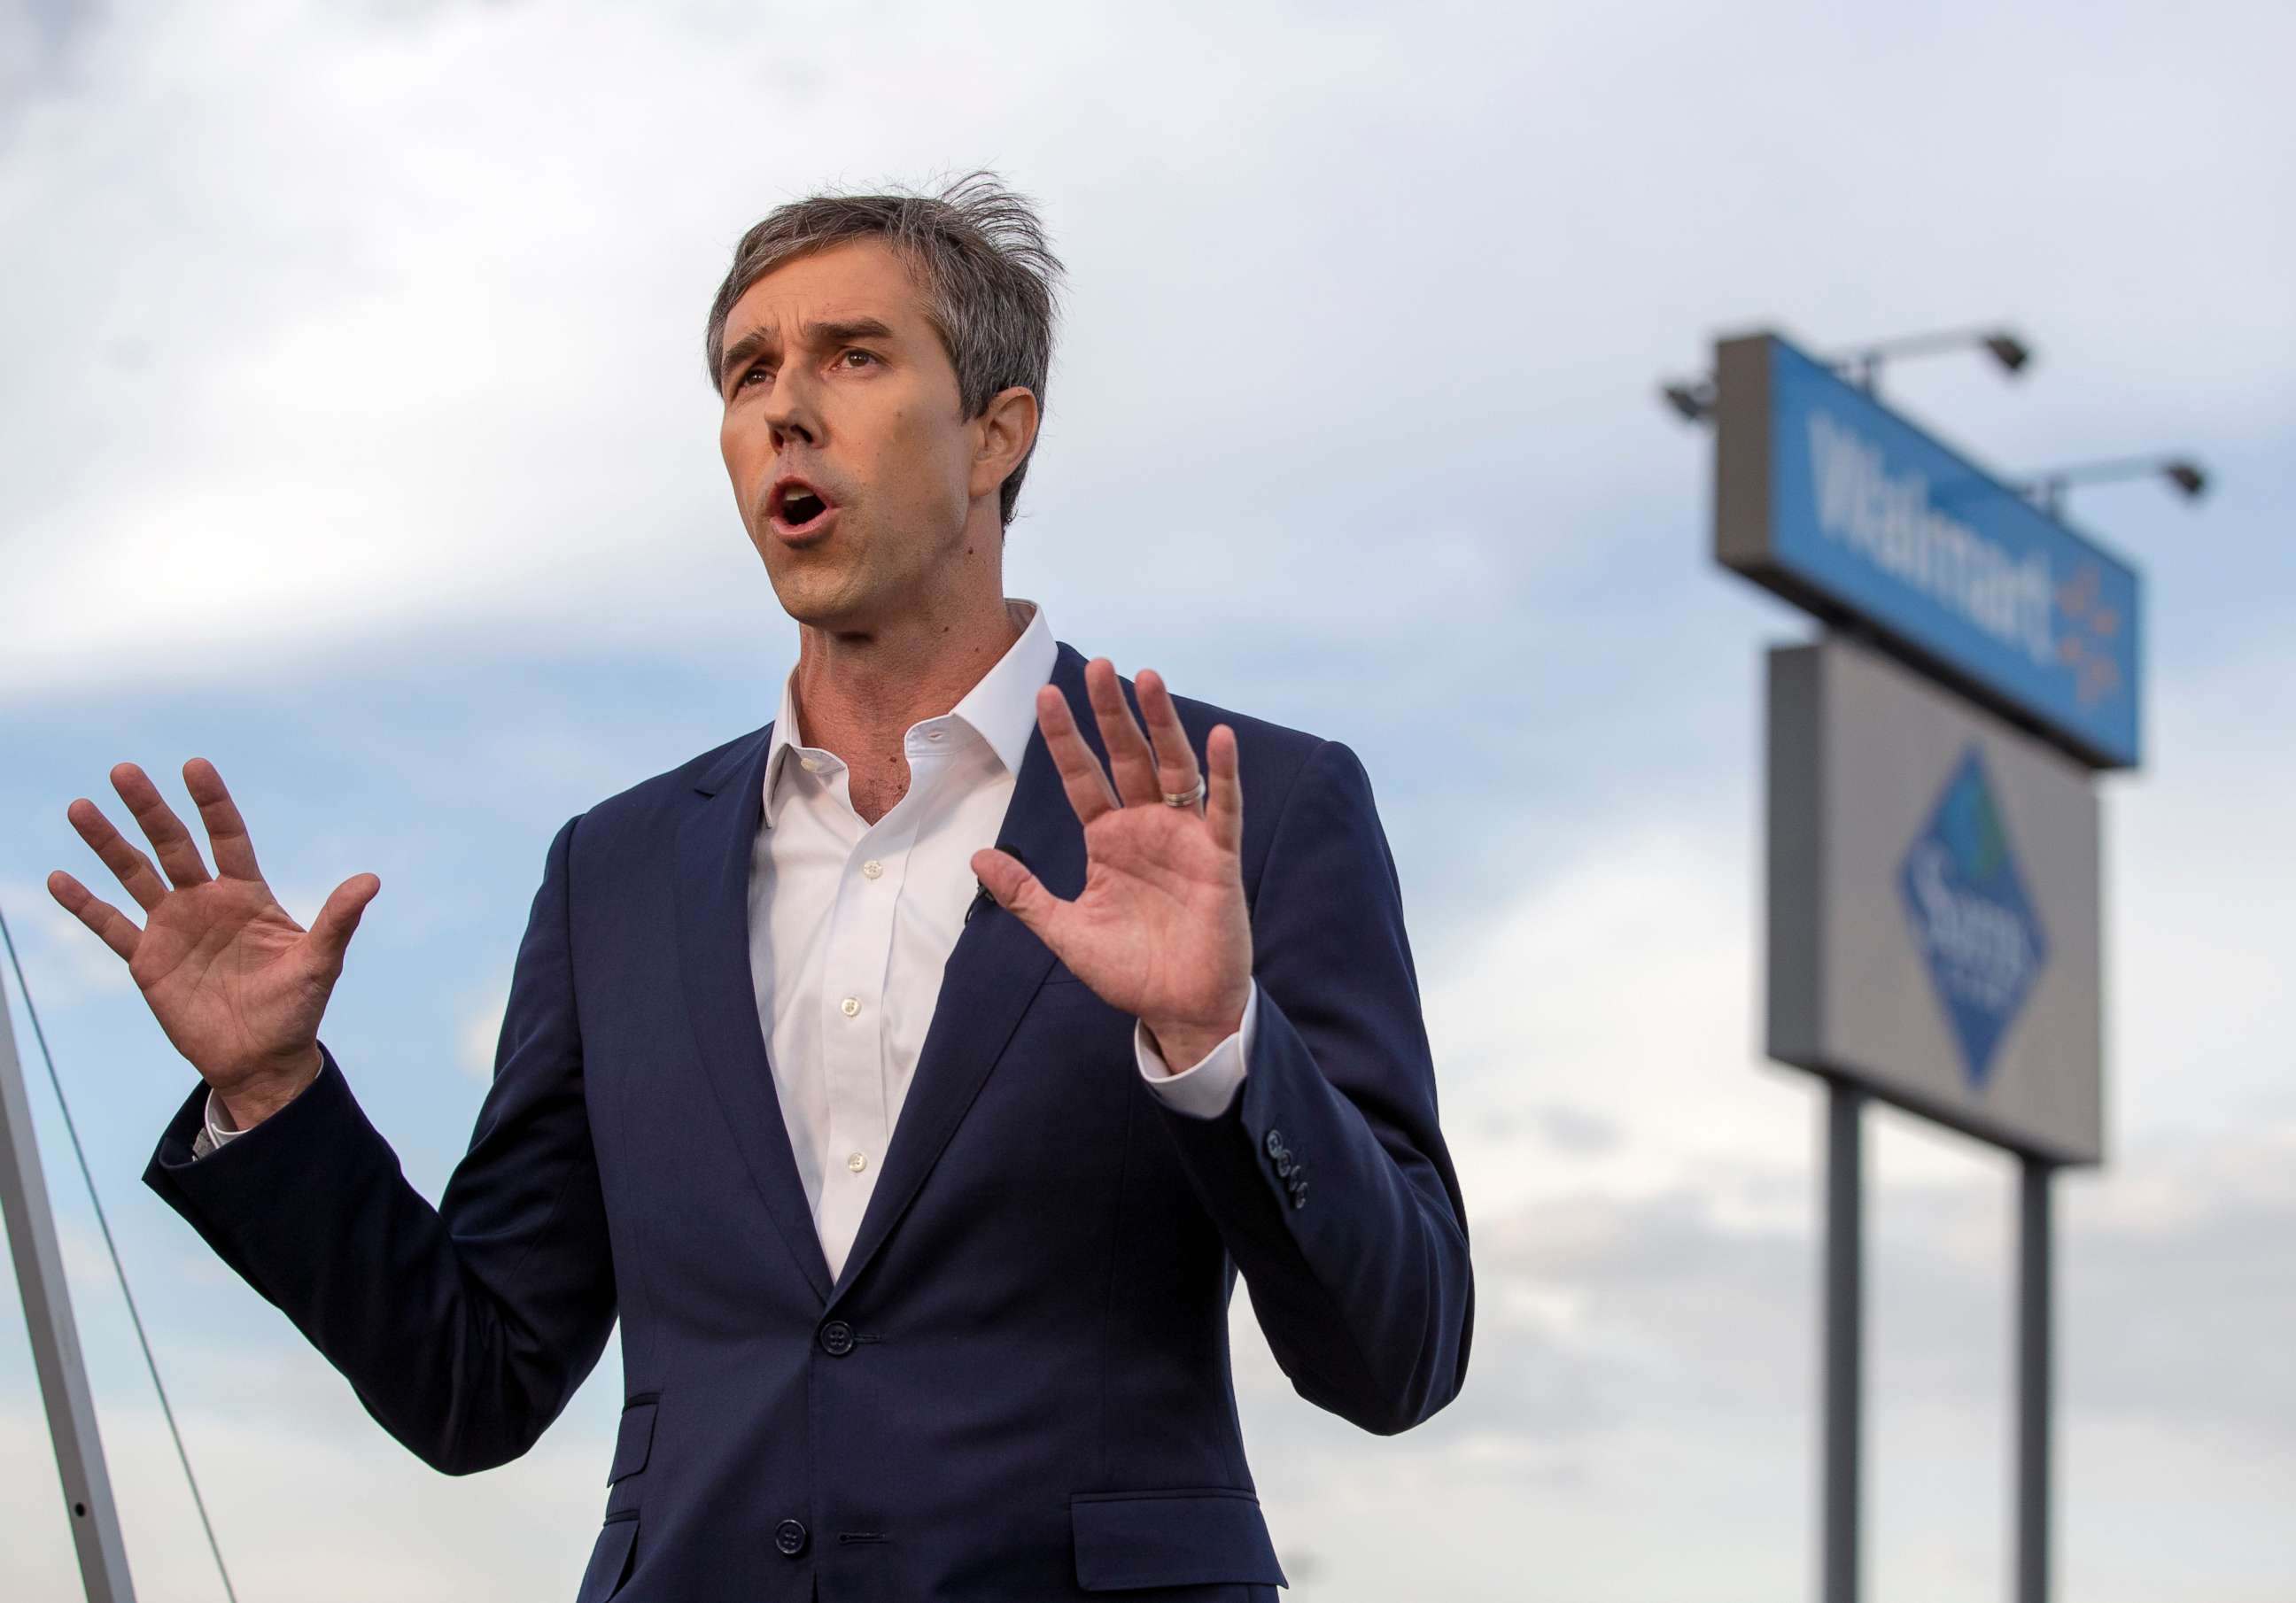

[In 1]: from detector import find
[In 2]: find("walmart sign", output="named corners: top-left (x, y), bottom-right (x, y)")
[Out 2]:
top-left (1715, 331), bottom-right (2143, 770)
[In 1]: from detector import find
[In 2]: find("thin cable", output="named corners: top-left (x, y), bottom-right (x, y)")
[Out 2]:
top-left (0, 899), bottom-right (240, 1603)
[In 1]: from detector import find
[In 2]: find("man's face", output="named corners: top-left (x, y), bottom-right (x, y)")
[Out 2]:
top-left (716, 238), bottom-right (987, 633)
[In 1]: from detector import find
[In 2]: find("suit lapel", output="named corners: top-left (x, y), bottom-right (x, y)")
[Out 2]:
top-left (672, 720), bottom-right (836, 1303)
top-left (827, 641), bottom-right (1099, 1305)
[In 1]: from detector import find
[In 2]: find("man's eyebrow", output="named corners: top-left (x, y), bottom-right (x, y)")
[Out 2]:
top-left (803, 316), bottom-right (896, 347)
top-left (718, 316), bottom-right (899, 389)
top-left (718, 325), bottom-right (777, 388)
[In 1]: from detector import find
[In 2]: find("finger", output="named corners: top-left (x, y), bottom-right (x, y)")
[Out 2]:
top-left (305, 873), bottom-right (381, 976)
top-left (1134, 670), bottom-right (1205, 809)
top-left (1206, 724), bottom-right (1243, 856)
top-left (1036, 684), bottom-right (1118, 826)
top-left (969, 848), bottom-right (1069, 946)
top-left (66, 796), bottom-right (169, 913)
top-left (46, 870), bottom-right (142, 964)
top-left (183, 758), bottom-right (266, 882)
top-left (110, 762), bottom-right (213, 891)
top-left (1085, 658), bottom-right (1160, 807)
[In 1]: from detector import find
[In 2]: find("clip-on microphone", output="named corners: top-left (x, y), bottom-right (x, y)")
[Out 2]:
top-left (965, 844), bottom-right (1026, 925)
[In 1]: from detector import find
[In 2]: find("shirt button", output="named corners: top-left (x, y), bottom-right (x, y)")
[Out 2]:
top-left (862, 859), bottom-right (884, 879)
top-left (799, 756), bottom-right (820, 773)
top-left (927, 729), bottom-right (944, 741)
top-left (841, 996), bottom-right (861, 1018)
top-left (847, 1151), bottom-right (868, 1173)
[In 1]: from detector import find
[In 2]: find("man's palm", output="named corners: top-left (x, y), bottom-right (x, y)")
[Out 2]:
top-left (50, 758), bottom-right (378, 1103)
top-left (1050, 798), bottom-right (1249, 1024)
top-left (131, 879), bottom-right (341, 1090)
top-left (972, 662), bottom-right (1252, 1058)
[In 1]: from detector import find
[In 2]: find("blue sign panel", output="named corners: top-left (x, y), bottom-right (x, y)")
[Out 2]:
top-left (1718, 333), bottom-right (2143, 769)
top-left (1898, 745), bottom-right (2051, 1091)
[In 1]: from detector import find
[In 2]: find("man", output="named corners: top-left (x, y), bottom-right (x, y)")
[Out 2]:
top-left (50, 173), bottom-right (1473, 1601)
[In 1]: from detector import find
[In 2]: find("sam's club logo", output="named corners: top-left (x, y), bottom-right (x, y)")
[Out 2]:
top-left (1899, 747), bottom-right (2049, 1090)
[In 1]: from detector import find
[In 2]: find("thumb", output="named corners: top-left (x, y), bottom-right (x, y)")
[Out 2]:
top-left (969, 848), bottom-right (1064, 942)
top-left (307, 872), bottom-right (381, 972)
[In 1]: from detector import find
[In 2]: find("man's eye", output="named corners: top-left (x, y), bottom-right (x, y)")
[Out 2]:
top-left (839, 349), bottom-right (877, 368)
top-left (738, 363), bottom-right (772, 387)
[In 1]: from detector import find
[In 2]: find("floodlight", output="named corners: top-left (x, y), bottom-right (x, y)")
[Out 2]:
top-left (1661, 380), bottom-right (1713, 423)
top-left (1982, 332), bottom-right (2032, 375)
top-left (2014, 453), bottom-right (2213, 518)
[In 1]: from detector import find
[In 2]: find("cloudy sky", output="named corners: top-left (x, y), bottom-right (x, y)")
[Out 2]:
top-left (4, 1), bottom-right (2292, 1598)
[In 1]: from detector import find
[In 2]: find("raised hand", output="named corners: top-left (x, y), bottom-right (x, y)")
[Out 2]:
top-left (47, 758), bottom-right (380, 1129)
top-left (970, 660), bottom-right (1251, 1072)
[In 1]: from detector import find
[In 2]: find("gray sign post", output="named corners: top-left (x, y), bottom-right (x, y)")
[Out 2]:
top-left (1, 975), bottom-right (138, 1600)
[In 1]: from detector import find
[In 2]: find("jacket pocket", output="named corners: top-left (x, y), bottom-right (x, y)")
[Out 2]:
top-left (575, 1512), bottom-right (637, 1603)
top-left (1070, 1488), bottom-right (1288, 1591)
top-left (608, 1394), bottom-right (659, 1484)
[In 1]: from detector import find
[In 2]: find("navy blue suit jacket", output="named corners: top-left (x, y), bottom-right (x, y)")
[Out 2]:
top-left (144, 641), bottom-right (1474, 1601)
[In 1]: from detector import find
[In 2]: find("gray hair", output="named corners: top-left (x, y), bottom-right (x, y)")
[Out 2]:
top-left (703, 171), bottom-right (1066, 528)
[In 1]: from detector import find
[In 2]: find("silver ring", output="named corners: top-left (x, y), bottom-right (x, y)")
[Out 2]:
top-left (1160, 777), bottom-right (1206, 808)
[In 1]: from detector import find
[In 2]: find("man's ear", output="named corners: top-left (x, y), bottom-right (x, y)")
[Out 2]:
top-left (969, 384), bottom-right (1041, 506)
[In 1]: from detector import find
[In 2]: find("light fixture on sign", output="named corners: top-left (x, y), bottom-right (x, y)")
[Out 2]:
top-left (1657, 321), bottom-right (2030, 425)
top-left (2013, 455), bottom-right (2211, 519)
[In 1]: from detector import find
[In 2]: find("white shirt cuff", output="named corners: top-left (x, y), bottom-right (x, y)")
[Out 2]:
top-left (1134, 982), bottom-right (1257, 1119)
top-left (203, 1087), bottom-right (247, 1150)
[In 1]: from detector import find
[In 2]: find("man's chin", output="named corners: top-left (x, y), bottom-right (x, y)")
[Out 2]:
top-left (763, 566), bottom-right (873, 634)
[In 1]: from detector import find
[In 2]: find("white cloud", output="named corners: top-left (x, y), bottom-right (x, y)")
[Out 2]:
top-left (0, 1384), bottom-right (614, 1603)
top-left (1226, 1114), bottom-right (2296, 1602)
top-left (4, 0), bottom-right (2290, 702)
top-left (456, 974), bottom-right (510, 1080)
top-left (0, 878), bottom-right (136, 1009)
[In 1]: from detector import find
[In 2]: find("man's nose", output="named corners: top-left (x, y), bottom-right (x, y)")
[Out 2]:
top-left (764, 369), bottom-right (821, 450)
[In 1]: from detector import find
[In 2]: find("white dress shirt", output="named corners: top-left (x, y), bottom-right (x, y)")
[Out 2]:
top-left (200, 599), bottom-right (1255, 1283)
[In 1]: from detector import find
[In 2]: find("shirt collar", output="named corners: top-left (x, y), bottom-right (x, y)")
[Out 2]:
top-left (761, 599), bottom-right (1056, 826)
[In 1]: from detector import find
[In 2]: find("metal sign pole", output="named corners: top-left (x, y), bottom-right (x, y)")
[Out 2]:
top-left (0, 975), bottom-right (138, 1600)
top-left (2016, 1157), bottom-right (2053, 1603)
top-left (1822, 1079), bottom-right (1865, 1603)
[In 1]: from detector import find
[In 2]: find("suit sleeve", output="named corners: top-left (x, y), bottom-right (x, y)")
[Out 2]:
top-left (141, 812), bottom-right (615, 1475)
top-left (1148, 739), bottom-right (1473, 1435)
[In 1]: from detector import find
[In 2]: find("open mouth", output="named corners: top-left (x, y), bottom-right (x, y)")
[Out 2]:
top-left (769, 476), bottom-right (835, 536)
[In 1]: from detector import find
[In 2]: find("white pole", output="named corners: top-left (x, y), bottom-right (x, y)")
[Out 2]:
top-left (0, 974), bottom-right (138, 1600)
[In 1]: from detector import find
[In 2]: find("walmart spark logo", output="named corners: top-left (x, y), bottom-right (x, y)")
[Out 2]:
top-left (1899, 747), bottom-right (2049, 1091)
top-left (2053, 561), bottom-right (2125, 708)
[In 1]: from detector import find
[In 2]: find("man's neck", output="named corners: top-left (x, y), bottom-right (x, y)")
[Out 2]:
top-left (788, 587), bottom-right (1030, 770)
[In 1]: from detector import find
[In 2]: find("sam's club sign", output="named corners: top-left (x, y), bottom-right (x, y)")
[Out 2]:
top-left (1900, 746), bottom-right (2050, 1091)
top-left (1714, 331), bottom-right (2143, 770)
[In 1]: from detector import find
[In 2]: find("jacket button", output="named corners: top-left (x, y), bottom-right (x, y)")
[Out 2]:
top-left (1265, 1129), bottom-right (1288, 1158)
top-left (818, 1320), bottom-right (856, 1357)
top-left (1292, 1181), bottom-right (1308, 1208)
top-left (776, 1517), bottom-right (809, 1557)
